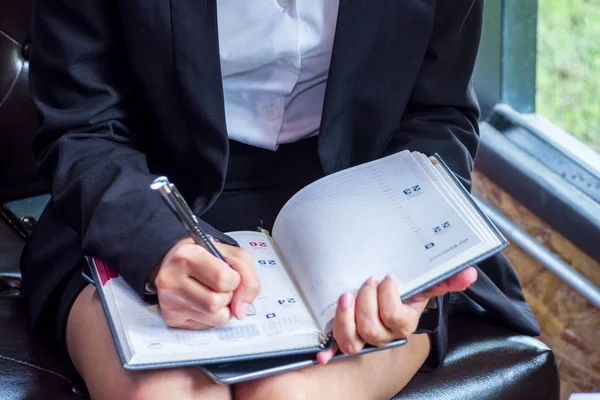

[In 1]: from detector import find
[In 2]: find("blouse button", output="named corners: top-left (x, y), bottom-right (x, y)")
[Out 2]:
top-left (277, 0), bottom-right (292, 9)
top-left (264, 106), bottom-right (278, 121)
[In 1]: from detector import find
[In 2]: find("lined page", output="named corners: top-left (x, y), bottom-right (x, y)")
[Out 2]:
top-left (424, 155), bottom-right (499, 245)
top-left (92, 232), bottom-right (321, 367)
top-left (272, 151), bottom-right (485, 331)
top-left (414, 154), bottom-right (492, 244)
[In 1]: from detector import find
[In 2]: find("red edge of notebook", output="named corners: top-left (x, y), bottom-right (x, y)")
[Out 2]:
top-left (94, 257), bottom-right (119, 287)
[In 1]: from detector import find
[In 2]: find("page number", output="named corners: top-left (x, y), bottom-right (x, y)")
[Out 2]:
top-left (433, 221), bottom-right (451, 233)
top-left (403, 185), bottom-right (422, 196)
top-left (278, 298), bottom-right (296, 304)
top-left (249, 242), bottom-right (267, 247)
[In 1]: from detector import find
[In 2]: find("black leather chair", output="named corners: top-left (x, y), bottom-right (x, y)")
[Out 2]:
top-left (0, 1), bottom-right (560, 398)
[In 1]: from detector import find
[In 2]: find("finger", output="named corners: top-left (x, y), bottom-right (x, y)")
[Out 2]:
top-left (163, 307), bottom-right (232, 329)
top-left (195, 306), bottom-right (232, 327)
top-left (158, 290), bottom-right (208, 329)
top-left (378, 275), bottom-right (423, 337)
top-left (333, 293), bottom-right (364, 355)
top-left (159, 294), bottom-right (232, 329)
top-left (356, 278), bottom-right (394, 347)
top-left (417, 267), bottom-right (478, 299)
top-left (227, 254), bottom-right (261, 320)
top-left (181, 277), bottom-right (234, 314)
top-left (164, 317), bottom-right (213, 330)
top-left (215, 243), bottom-right (255, 268)
top-left (175, 244), bottom-right (241, 292)
top-left (448, 266), bottom-right (478, 289)
top-left (317, 343), bottom-right (338, 365)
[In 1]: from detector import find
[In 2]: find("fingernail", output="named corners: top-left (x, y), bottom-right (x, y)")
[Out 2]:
top-left (239, 301), bottom-right (250, 318)
top-left (339, 293), bottom-right (354, 309)
top-left (317, 351), bottom-right (330, 365)
top-left (366, 277), bottom-right (378, 286)
top-left (385, 274), bottom-right (395, 282)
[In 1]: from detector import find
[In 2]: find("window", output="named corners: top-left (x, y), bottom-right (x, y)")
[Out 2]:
top-left (536, 0), bottom-right (600, 154)
top-left (473, 0), bottom-right (600, 175)
top-left (472, 0), bottom-right (600, 263)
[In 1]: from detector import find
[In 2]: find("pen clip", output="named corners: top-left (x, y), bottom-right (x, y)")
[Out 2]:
top-left (168, 183), bottom-right (199, 225)
top-left (151, 176), bottom-right (224, 255)
top-left (167, 184), bottom-right (221, 244)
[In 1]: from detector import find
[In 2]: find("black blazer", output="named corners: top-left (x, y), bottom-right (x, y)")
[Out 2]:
top-left (21, 0), bottom-right (540, 368)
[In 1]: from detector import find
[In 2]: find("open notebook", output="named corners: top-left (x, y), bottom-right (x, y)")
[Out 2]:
top-left (87, 150), bottom-right (507, 376)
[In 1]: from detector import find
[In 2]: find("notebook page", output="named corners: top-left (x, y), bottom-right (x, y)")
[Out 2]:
top-left (272, 151), bottom-right (485, 332)
top-left (413, 153), bottom-right (493, 244)
top-left (424, 155), bottom-right (498, 244)
top-left (93, 232), bottom-right (321, 366)
top-left (427, 156), bottom-right (502, 246)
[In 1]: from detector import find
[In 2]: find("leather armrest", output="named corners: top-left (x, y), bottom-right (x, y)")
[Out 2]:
top-left (0, 220), bottom-right (24, 281)
top-left (395, 316), bottom-right (559, 400)
top-left (0, 295), bottom-right (87, 399)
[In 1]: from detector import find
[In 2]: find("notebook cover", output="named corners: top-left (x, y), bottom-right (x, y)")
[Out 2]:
top-left (200, 337), bottom-right (409, 384)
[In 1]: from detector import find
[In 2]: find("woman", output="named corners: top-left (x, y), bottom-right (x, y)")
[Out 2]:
top-left (21, 0), bottom-right (540, 398)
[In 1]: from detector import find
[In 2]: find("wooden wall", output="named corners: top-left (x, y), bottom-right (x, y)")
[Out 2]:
top-left (472, 171), bottom-right (600, 399)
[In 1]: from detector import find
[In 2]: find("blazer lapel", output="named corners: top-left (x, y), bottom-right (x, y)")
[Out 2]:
top-left (169, 0), bottom-right (223, 127)
top-left (169, 0), bottom-right (230, 209)
top-left (169, 2), bottom-right (228, 163)
top-left (318, 0), bottom-right (388, 172)
top-left (319, 0), bottom-right (435, 173)
top-left (320, 0), bottom-right (388, 129)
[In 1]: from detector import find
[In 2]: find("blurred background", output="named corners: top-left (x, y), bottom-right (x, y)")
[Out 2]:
top-left (537, 0), bottom-right (599, 153)
top-left (472, 1), bottom-right (599, 398)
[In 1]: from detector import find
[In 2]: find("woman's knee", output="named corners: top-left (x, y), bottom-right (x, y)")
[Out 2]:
top-left (125, 370), bottom-right (232, 400)
top-left (234, 371), bottom-right (314, 400)
top-left (65, 284), bottom-right (102, 370)
top-left (66, 285), bottom-right (231, 400)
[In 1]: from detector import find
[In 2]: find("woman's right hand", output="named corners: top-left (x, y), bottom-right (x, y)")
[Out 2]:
top-left (150, 238), bottom-right (261, 329)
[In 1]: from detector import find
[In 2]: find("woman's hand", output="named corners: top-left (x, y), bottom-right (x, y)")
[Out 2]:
top-left (150, 238), bottom-right (261, 330)
top-left (317, 267), bottom-right (478, 364)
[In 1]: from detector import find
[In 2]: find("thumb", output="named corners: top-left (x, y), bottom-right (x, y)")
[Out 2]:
top-left (224, 255), bottom-right (261, 320)
top-left (405, 295), bottom-right (429, 315)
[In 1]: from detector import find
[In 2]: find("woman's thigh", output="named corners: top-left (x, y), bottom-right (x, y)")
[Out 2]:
top-left (67, 284), bottom-right (430, 400)
top-left (234, 334), bottom-right (431, 400)
top-left (66, 284), bottom-right (232, 400)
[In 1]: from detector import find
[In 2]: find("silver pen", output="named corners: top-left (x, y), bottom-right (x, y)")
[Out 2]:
top-left (150, 176), bottom-right (227, 263)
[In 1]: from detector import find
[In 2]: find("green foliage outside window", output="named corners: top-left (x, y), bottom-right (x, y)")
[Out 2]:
top-left (537, 0), bottom-right (600, 153)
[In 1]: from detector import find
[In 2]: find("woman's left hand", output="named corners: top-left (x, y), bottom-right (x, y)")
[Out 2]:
top-left (317, 267), bottom-right (478, 364)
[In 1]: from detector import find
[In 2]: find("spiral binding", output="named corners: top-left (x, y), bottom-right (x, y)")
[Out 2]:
top-left (319, 332), bottom-right (334, 349)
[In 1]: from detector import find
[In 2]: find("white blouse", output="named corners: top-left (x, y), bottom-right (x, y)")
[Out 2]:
top-left (216, 0), bottom-right (339, 151)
